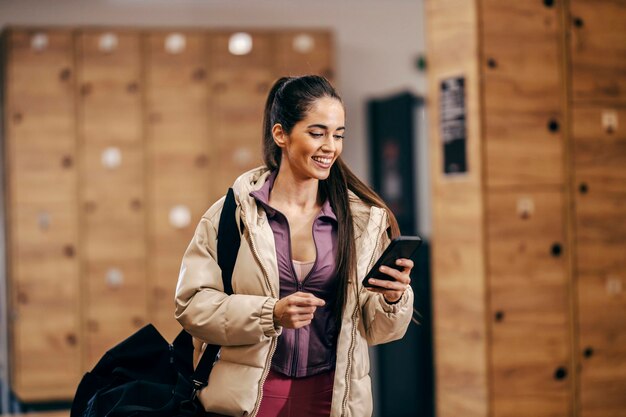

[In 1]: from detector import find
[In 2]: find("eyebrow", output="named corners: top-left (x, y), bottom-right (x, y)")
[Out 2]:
top-left (307, 124), bottom-right (346, 131)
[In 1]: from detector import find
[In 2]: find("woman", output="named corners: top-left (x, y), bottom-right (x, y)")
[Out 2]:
top-left (175, 75), bottom-right (414, 417)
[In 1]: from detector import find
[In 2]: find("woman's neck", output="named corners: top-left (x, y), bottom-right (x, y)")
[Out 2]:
top-left (270, 164), bottom-right (321, 212)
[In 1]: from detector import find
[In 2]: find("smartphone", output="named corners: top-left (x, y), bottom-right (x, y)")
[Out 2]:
top-left (362, 236), bottom-right (422, 288)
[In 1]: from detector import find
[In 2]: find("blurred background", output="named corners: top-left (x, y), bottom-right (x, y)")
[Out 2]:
top-left (0, 0), bottom-right (624, 416)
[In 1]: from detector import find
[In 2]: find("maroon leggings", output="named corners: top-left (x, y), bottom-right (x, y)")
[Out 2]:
top-left (207, 369), bottom-right (334, 417)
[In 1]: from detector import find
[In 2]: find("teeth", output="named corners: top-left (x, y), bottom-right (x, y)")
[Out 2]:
top-left (312, 156), bottom-right (332, 164)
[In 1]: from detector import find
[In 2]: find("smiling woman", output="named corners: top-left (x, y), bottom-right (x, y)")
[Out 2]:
top-left (175, 75), bottom-right (414, 417)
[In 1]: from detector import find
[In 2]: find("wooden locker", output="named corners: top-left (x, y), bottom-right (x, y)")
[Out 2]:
top-left (426, 0), bottom-right (490, 415)
top-left (274, 31), bottom-right (334, 81)
top-left (209, 31), bottom-right (273, 194)
top-left (571, 106), bottom-right (626, 417)
top-left (487, 190), bottom-right (573, 417)
top-left (145, 31), bottom-right (212, 341)
top-left (76, 30), bottom-right (148, 369)
top-left (570, 0), bottom-right (626, 104)
top-left (481, 1), bottom-right (565, 188)
top-left (4, 29), bottom-right (81, 401)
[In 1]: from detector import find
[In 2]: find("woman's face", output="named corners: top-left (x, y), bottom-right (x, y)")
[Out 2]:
top-left (275, 96), bottom-right (345, 181)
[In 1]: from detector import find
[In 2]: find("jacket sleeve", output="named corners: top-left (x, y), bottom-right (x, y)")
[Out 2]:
top-left (359, 231), bottom-right (415, 346)
top-left (175, 210), bottom-right (281, 347)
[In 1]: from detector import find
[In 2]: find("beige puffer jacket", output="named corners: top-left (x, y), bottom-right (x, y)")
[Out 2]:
top-left (175, 167), bottom-right (414, 417)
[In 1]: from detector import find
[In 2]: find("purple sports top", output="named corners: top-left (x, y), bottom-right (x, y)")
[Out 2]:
top-left (250, 170), bottom-right (339, 378)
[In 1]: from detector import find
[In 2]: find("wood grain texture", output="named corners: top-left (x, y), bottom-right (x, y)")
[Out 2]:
top-left (481, 1), bottom-right (565, 188)
top-left (426, 0), bottom-right (489, 415)
top-left (570, 0), bottom-right (626, 104)
top-left (5, 29), bottom-right (81, 401)
top-left (571, 106), bottom-right (626, 417)
top-left (274, 31), bottom-right (334, 81)
top-left (144, 31), bottom-right (212, 341)
top-left (487, 189), bottom-right (573, 417)
top-left (76, 30), bottom-right (148, 369)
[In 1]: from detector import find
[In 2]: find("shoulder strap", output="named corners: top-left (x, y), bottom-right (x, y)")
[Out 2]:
top-left (190, 188), bottom-right (241, 396)
top-left (216, 188), bottom-right (240, 296)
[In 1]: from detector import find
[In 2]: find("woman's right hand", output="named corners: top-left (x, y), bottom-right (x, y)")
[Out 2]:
top-left (273, 291), bottom-right (326, 329)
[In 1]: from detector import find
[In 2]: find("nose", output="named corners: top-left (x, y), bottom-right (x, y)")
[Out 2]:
top-left (321, 135), bottom-right (336, 152)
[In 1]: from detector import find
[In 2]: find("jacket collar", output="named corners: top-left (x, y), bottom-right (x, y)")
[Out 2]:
top-left (248, 169), bottom-right (337, 223)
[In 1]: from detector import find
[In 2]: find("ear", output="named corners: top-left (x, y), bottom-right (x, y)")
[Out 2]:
top-left (272, 123), bottom-right (288, 148)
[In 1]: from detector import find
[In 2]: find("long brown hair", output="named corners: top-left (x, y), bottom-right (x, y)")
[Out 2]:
top-left (261, 75), bottom-right (400, 321)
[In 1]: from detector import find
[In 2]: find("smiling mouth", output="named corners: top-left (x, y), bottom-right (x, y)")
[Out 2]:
top-left (312, 156), bottom-right (333, 165)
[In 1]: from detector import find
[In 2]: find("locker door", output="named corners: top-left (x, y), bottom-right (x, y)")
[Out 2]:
top-left (76, 30), bottom-right (148, 369)
top-left (5, 29), bottom-right (81, 401)
top-left (572, 107), bottom-right (626, 417)
top-left (145, 31), bottom-right (212, 341)
top-left (487, 190), bottom-right (573, 417)
top-left (208, 31), bottom-right (273, 193)
top-left (481, 1), bottom-right (565, 187)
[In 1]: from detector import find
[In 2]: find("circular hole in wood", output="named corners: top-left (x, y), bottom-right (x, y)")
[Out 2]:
top-left (59, 67), bottom-right (72, 82)
top-left (64, 245), bottom-right (75, 258)
top-left (543, 0), bottom-right (555, 7)
top-left (551, 243), bottom-right (563, 257)
top-left (131, 199), bottom-right (142, 211)
top-left (494, 311), bottom-right (505, 322)
top-left (80, 83), bottom-right (92, 96)
top-left (127, 82), bottom-right (139, 94)
top-left (573, 17), bottom-right (584, 28)
top-left (554, 367), bottom-right (567, 380)
top-left (579, 183), bottom-right (588, 194)
top-left (548, 119), bottom-right (560, 133)
top-left (61, 155), bottom-right (73, 168)
top-left (66, 333), bottom-right (78, 346)
top-left (84, 201), bottom-right (97, 213)
top-left (192, 68), bottom-right (207, 81)
top-left (583, 347), bottom-right (594, 358)
top-left (195, 154), bottom-right (208, 167)
top-left (487, 58), bottom-right (497, 69)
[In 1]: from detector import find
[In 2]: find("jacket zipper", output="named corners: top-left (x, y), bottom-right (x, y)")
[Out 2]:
top-left (240, 209), bottom-right (278, 417)
top-left (340, 210), bottom-right (386, 417)
top-left (285, 214), bottom-right (319, 377)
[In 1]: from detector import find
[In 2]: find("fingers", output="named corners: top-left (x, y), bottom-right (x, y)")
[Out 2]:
top-left (290, 292), bottom-right (326, 307)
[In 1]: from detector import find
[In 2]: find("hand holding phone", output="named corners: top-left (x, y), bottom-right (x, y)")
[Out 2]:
top-left (362, 236), bottom-right (421, 302)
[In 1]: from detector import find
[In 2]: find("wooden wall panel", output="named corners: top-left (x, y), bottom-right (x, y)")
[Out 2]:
top-left (209, 32), bottom-right (272, 195)
top-left (570, 0), bottom-right (626, 104)
top-left (274, 31), bottom-right (334, 81)
top-left (5, 29), bottom-right (81, 401)
top-left (77, 31), bottom-right (148, 369)
top-left (487, 190), bottom-right (572, 417)
top-left (571, 106), bottom-right (626, 417)
top-left (482, 1), bottom-right (565, 188)
top-left (145, 31), bottom-right (212, 341)
top-left (426, 0), bottom-right (489, 415)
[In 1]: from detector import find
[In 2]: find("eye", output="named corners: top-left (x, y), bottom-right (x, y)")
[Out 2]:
top-left (309, 132), bottom-right (324, 138)
top-left (334, 135), bottom-right (344, 140)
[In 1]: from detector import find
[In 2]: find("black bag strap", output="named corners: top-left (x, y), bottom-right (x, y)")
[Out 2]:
top-left (217, 188), bottom-right (240, 295)
top-left (189, 187), bottom-right (241, 398)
